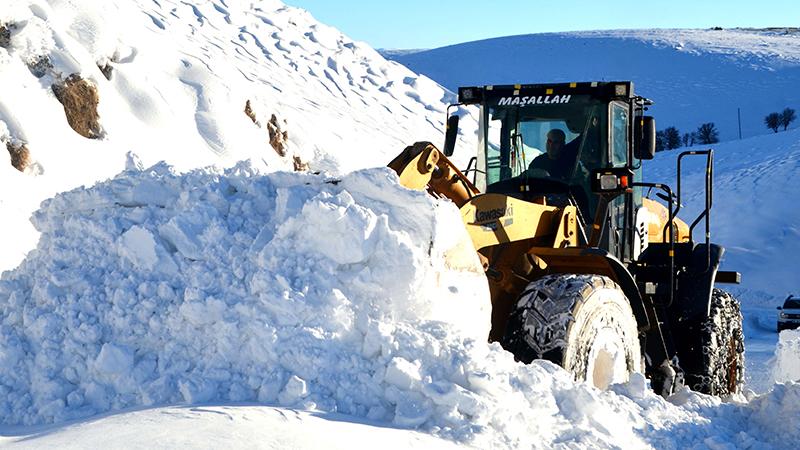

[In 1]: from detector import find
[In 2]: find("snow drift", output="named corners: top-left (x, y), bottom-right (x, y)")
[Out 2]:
top-left (1, 161), bottom-right (799, 448)
top-left (0, 159), bottom-right (490, 427)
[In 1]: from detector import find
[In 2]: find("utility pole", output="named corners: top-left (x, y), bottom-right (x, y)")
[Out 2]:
top-left (738, 107), bottom-right (742, 139)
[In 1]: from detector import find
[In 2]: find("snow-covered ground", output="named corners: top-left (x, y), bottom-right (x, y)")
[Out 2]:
top-left (385, 28), bottom-right (800, 141)
top-left (8, 158), bottom-right (798, 449)
top-left (0, 0), bottom-right (476, 272)
top-left (1, 0), bottom-right (799, 448)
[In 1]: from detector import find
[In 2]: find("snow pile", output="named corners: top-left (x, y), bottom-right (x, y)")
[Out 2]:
top-left (1, 162), bottom-right (799, 448)
top-left (0, 161), bottom-right (490, 426)
top-left (660, 384), bottom-right (800, 447)
top-left (773, 329), bottom-right (800, 384)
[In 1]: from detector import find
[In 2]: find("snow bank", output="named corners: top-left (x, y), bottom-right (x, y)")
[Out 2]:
top-left (0, 160), bottom-right (491, 426)
top-left (1, 161), bottom-right (799, 449)
top-left (0, 161), bottom-right (637, 447)
top-left (773, 329), bottom-right (800, 384)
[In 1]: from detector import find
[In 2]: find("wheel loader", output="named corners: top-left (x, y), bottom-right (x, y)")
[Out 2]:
top-left (388, 81), bottom-right (744, 396)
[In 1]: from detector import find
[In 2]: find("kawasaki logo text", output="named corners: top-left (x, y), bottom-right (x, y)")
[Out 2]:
top-left (475, 206), bottom-right (513, 223)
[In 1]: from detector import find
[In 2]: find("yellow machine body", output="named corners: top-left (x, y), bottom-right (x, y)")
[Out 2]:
top-left (388, 142), bottom-right (637, 340)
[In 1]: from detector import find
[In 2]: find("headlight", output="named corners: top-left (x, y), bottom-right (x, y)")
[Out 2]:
top-left (780, 312), bottom-right (787, 319)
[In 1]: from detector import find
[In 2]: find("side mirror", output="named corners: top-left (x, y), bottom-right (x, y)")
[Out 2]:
top-left (443, 114), bottom-right (459, 157)
top-left (777, 306), bottom-right (783, 310)
top-left (635, 116), bottom-right (656, 160)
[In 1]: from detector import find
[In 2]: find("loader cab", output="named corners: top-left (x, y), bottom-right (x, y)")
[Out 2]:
top-left (457, 82), bottom-right (649, 262)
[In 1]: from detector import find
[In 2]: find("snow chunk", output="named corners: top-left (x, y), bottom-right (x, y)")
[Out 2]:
top-left (773, 328), bottom-right (800, 383)
top-left (278, 375), bottom-right (309, 406)
top-left (94, 343), bottom-right (133, 376)
top-left (158, 214), bottom-right (207, 260)
top-left (290, 190), bottom-right (379, 265)
top-left (384, 357), bottom-right (422, 390)
top-left (118, 225), bottom-right (159, 270)
top-left (392, 392), bottom-right (432, 428)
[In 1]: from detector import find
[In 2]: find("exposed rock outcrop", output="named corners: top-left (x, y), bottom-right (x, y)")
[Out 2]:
top-left (51, 74), bottom-right (102, 139)
top-left (6, 141), bottom-right (30, 172)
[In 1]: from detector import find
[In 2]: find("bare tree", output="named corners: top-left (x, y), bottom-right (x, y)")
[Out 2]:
top-left (695, 123), bottom-right (719, 144)
top-left (765, 112), bottom-right (781, 133)
top-left (781, 107), bottom-right (796, 131)
top-left (682, 132), bottom-right (696, 147)
top-left (664, 126), bottom-right (682, 149)
top-left (655, 130), bottom-right (666, 152)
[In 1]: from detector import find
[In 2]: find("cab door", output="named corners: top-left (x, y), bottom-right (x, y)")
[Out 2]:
top-left (605, 101), bottom-right (630, 259)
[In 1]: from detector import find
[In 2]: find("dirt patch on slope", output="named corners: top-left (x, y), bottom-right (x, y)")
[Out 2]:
top-left (267, 113), bottom-right (288, 157)
top-left (244, 99), bottom-right (257, 123)
top-left (243, 100), bottom-right (305, 169)
top-left (52, 74), bottom-right (102, 139)
top-left (6, 141), bottom-right (31, 172)
top-left (0, 23), bottom-right (14, 48)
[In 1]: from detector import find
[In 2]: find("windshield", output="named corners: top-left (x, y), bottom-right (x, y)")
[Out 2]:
top-left (784, 299), bottom-right (800, 309)
top-left (482, 95), bottom-right (606, 188)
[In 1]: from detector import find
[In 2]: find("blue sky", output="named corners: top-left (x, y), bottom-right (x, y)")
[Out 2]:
top-left (284, 0), bottom-right (798, 49)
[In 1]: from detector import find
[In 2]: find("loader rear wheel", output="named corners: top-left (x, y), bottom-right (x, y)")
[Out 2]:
top-left (683, 288), bottom-right (745, 396)
top-left (501, 274), bottom-right (642, 389)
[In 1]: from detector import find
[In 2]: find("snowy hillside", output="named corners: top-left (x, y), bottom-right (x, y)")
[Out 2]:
top-left (0, 0), bottom-right (472, 271)
top-left (643, 126), bottom-right (800, 394)
top-left (386, 29), bottom-right (800, 141)
top-left (646, 128), bottom-right (800, 299)
top-left (2, 1), bottom-right (800, 449)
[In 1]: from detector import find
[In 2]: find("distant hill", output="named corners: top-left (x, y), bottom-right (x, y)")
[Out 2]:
top-left (384, 28), bottom-right (800, 142)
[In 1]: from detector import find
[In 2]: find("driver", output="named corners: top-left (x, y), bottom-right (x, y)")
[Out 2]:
top-left (528, 129), bottom-right (572, 179)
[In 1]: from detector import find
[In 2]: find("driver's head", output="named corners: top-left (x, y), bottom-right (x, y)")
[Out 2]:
top-left (546, 129), bottom-right (566, 159)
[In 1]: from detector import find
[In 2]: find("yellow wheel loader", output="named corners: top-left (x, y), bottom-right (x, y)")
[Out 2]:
top-left (389, 82), bottom-right (743, 396)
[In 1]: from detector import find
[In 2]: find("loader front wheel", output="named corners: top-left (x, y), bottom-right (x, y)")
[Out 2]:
top-left (683, 288), bottom-right (745, 396)
top-left (501, 274), bottom-right (642, 389)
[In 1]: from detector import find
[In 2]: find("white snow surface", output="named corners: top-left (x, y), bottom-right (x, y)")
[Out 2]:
top-left (1, 162), bottom-right (799, 449)
top-left (1, 0), bottom-right (800, 448)
top-left (386, 28), bottom-right (800, 141)
top-left (0, 162), bottom-right (491, 426)
top-left (774, 329), bottom-right (800, 384)
top-left (0, 0), bottom-right (475, 271)
top-left (0, 405), bottom-right (466, 449)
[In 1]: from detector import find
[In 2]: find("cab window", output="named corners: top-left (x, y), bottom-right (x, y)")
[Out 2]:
top-left (610, 102), bottom-right (629, 167)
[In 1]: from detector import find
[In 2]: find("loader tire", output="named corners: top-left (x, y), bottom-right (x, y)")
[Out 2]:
top-left (683, 289), bottom-right (745, 396)
top-left (501, 274), bottom-right (642, 389)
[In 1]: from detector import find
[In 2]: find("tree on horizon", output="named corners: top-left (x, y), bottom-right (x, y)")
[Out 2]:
top-left (765, 112), bottom-right (781, 133)
top-left (682, 132), bottom-right (697, 147)
top-left (781, 107), bottom-right (796, 131)
top-left (664, 126), bottom-right (681, 150)
top-left (696, 123), bottom-right (719, 145)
